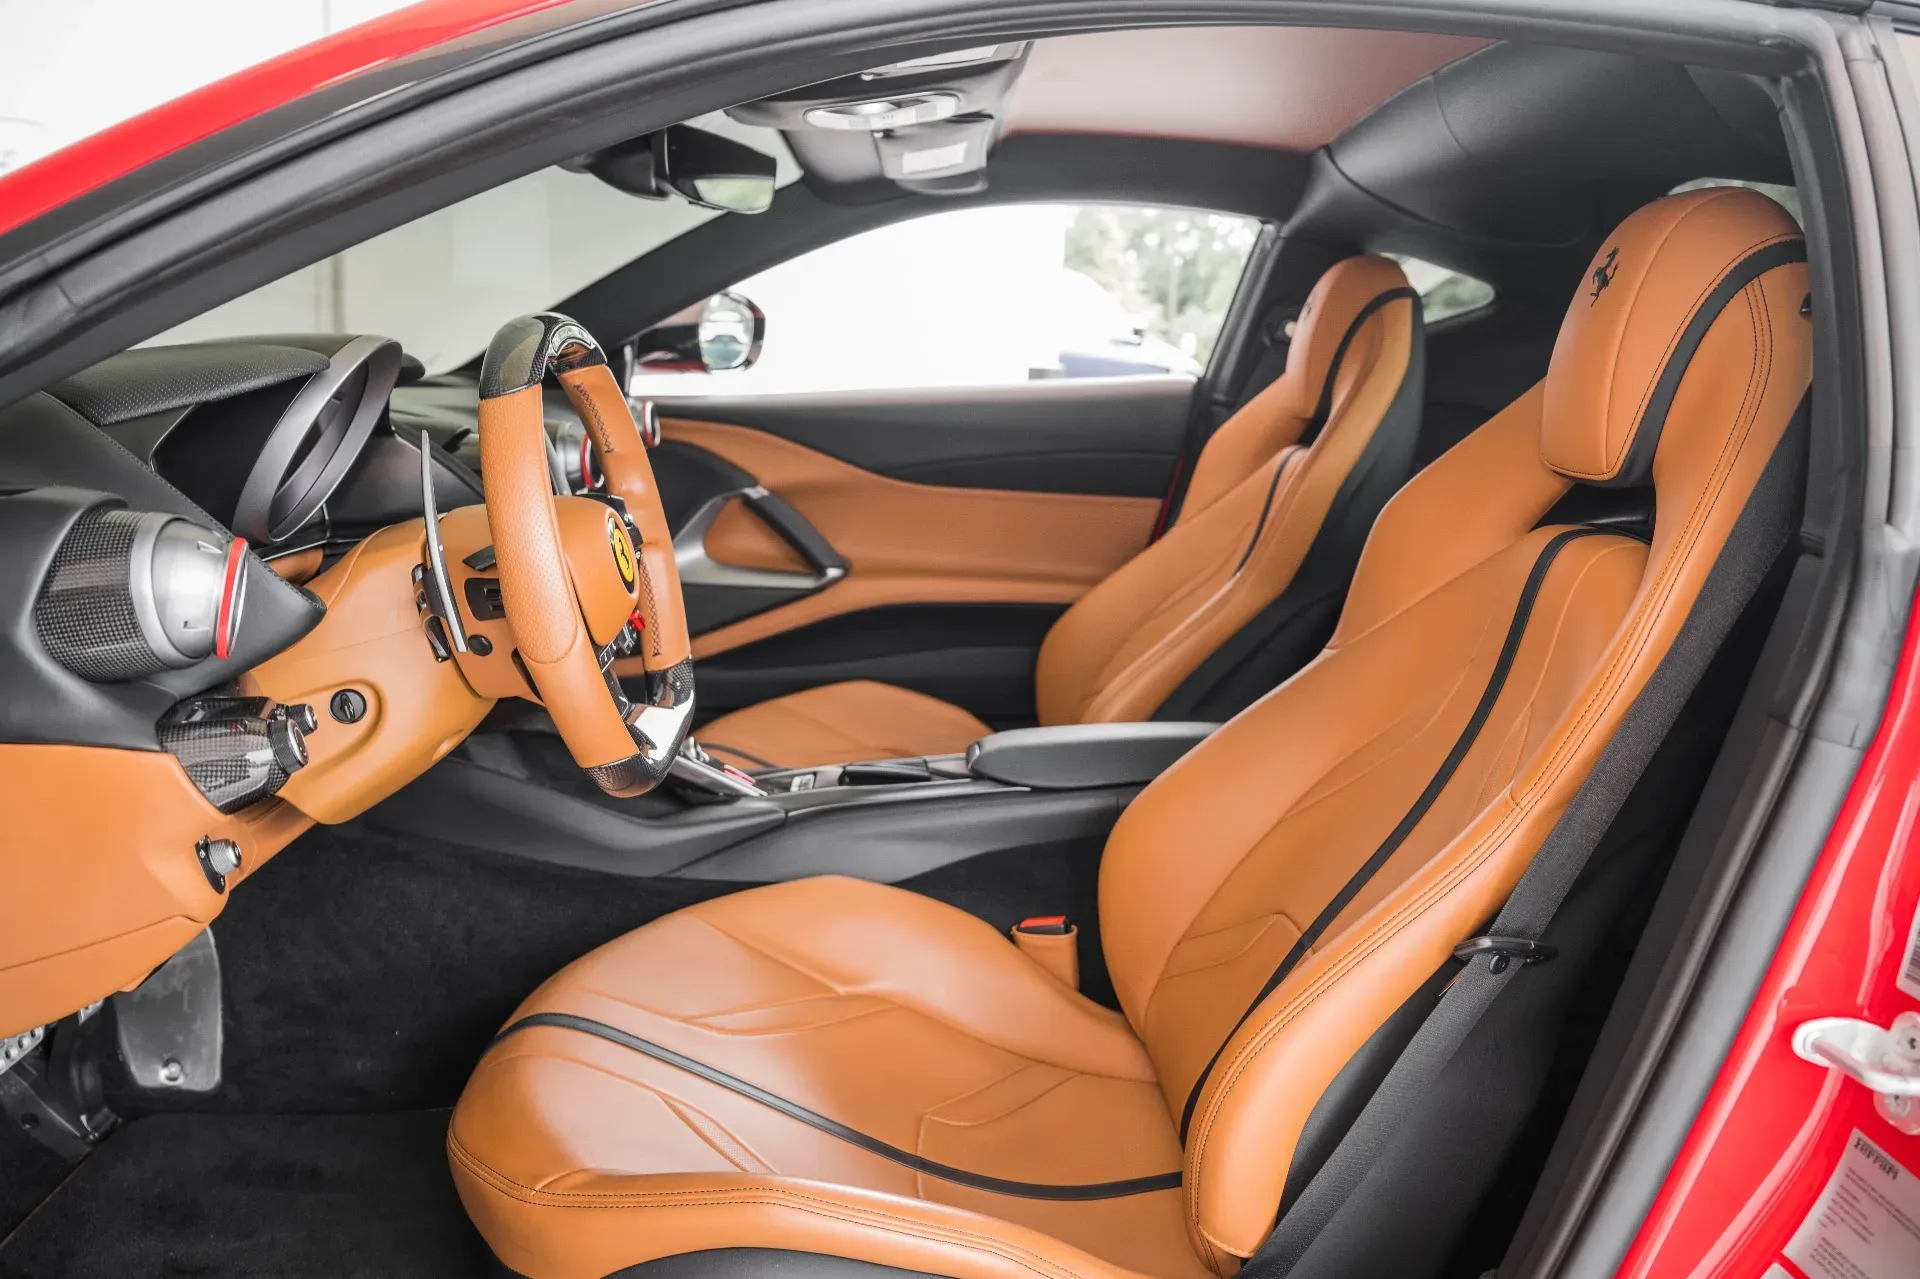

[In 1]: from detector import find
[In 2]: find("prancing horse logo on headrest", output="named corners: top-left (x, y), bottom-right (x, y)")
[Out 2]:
top-left (1590, 247), bottom-right (1620, 304)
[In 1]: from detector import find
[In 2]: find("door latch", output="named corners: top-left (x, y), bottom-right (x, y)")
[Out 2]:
top-left (1792, 1012), bottom-right (1920, 1134)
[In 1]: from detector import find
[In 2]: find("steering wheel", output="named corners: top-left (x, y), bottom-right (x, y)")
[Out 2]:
top-left (476, 313), bottom-right (693, 796)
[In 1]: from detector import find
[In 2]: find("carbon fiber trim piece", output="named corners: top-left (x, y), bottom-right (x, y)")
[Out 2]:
top-left (158, 697), bottom-right (289, 813)
top-left (33, 507), bottom-right (155, 680)
top-left (477, 312), bottom-right (606, 399)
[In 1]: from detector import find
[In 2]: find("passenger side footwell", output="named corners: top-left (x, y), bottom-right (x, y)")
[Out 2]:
top-left (0, 1111), bottom-right (487, 1279)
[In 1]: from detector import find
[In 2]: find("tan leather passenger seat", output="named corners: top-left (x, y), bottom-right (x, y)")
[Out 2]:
top-left (450, 189), bottom-right (1810, 1279)
top-left (698, 255), bottom-right (1424, 770)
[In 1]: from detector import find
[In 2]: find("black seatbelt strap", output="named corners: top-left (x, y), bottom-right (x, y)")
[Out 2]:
top-left (1239, 407), bottom-right (1805, 1278)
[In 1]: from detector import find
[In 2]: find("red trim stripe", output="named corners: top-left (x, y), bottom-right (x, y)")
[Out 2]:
top-left (214, 538), bottom-right (246, 660)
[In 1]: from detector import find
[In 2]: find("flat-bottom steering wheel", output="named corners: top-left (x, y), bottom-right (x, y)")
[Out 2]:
top-left (477, 313), bottom-right (694, 796)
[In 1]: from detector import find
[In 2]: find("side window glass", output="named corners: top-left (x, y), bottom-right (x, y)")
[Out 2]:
top-left (1386, 254), bottom-right (1496, 324)
top-left (626, 203), bottom-right (1261, 396)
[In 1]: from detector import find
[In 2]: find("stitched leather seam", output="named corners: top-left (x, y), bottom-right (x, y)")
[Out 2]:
top-left (1185, 536), bottom-right (1621, 1186)
top-left (494, 1011), bottom-right (1181, 1200)
top-left (919, 1065), bottom-right (1073, 1131)
top-left (1156, 915), bottom-right (1294, 986)
top-left (1553, 224), bottom-right (1789, 481)
top-left (448, 1133), bottom-right (1107, 1279)
top-left (1611, 229), bottom-right (1789, 473)
top-left (1191, 341), bottom-right (1766, 1185)
top-left (688, 913), bottom-right (1153, 1084)
top-left (475, 1026), bottom-right (1033, 1181)
top-left (566, 373), bottom-right (617, 456)
top-left (565, 977), bottom-right (894, 1038)
top-left (1151, 583), bottom-right (1501, 996)
top-left (658, 1092), bottom-right (777, 1175)
top-left (1523, 271), bottom-right (1771, 800)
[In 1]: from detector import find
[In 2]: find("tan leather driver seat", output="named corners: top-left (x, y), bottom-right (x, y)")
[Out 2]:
top-left (697, 255), bottom-right (1424, 770)
top-left (450, 189), bottom-right (1809, 1279)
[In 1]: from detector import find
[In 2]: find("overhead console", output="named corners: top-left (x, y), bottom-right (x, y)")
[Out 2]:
top-left (728, 43), bottom-right (1029, 196)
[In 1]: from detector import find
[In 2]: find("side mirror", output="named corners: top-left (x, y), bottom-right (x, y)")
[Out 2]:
top-left (625, 292), bottom-right (766, 387)
top-left (581, 125), bottom-right (775, 215)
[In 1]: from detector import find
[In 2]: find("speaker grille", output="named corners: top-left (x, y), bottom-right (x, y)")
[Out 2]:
top-left (34, 508), bottom-right (155, 681)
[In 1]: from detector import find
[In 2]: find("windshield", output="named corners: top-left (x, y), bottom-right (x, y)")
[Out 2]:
top-left (151, 116), bottom-right (798, 374)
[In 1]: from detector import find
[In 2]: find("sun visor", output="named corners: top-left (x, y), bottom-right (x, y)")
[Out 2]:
top-left (874, 116), bottom-right (998, 193)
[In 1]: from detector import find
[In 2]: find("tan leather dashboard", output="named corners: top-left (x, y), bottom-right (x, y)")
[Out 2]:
top-left (631, 418), bottom-right (1159, 664)
top-left (0, 748), bottom-right (311, 1038)
top-left (240, 517), bottom-right (495, 824)
top-left (2, 513), bottom-right (508, 1038)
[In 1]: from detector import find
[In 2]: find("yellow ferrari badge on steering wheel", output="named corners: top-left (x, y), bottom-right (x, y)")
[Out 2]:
top-left (607, 513), bottom-right (637, 590)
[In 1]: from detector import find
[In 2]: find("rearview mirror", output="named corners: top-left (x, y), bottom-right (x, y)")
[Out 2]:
top-left (624, 292), bottom-right (767, 388)
top-left (582, 125), bottom-right (775, 214)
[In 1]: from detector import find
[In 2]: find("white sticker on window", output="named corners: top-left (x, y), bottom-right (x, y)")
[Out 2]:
top-left (1781, 1130), bottom-right (1920, 1279)
top-left (1898, 898), bottom-right (1920, 1000)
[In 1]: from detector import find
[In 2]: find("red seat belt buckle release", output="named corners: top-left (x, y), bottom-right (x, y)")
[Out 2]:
top-left (1011, 916), bottom-right (1078, 989)
top-left (1016, 915), bottom-right (1071, 936)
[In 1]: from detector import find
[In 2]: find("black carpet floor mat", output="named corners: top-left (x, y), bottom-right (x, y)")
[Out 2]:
top-left (0, 1120), bottom-right (67, 1243)
top-left (0, 1111), bottom-right (488, 1278)
top-left (110, 821), bottom-right (735, 1115)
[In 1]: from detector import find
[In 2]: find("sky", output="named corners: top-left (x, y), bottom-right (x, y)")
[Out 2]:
top-left (0, 0), bottom-right (416, 175)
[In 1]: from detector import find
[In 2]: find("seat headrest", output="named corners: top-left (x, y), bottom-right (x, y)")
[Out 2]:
top-left (1278, 255), bottom-right (1415, 419)
top-left (1542, 187), bottom-right (1805, 487)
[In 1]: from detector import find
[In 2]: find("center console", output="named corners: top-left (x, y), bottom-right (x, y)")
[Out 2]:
top-left (369, 719), bottom-right (1216, 885)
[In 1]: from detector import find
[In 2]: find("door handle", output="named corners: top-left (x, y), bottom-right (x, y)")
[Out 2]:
top-left (673, 485), bottom-right (846, 592)
top-left (1793, 1013), bottom-right (1920, 1133)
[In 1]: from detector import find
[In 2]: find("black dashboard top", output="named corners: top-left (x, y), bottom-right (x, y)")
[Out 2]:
top-left (48, 341), bottom-right (329, 427)
top-left (0, 334), bottom-right (464, 751)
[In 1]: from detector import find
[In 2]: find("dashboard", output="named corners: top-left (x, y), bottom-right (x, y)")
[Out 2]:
top-left (0, 331), bottom-right (834, 1041)
top-left (56, 335), bottom-right (491, 575)
top-left (0, 334), bottom-right (518, 1041)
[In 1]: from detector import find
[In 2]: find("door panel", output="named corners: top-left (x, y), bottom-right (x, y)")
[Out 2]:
top-left (619, 383), bottom-right (1180, 723)
top-left (691, 602), bottom-right (1067, 724)
top-left (664, 415), bottom-right (1160, 655)
top-left (652, 375), bottom-right (1194, 495)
